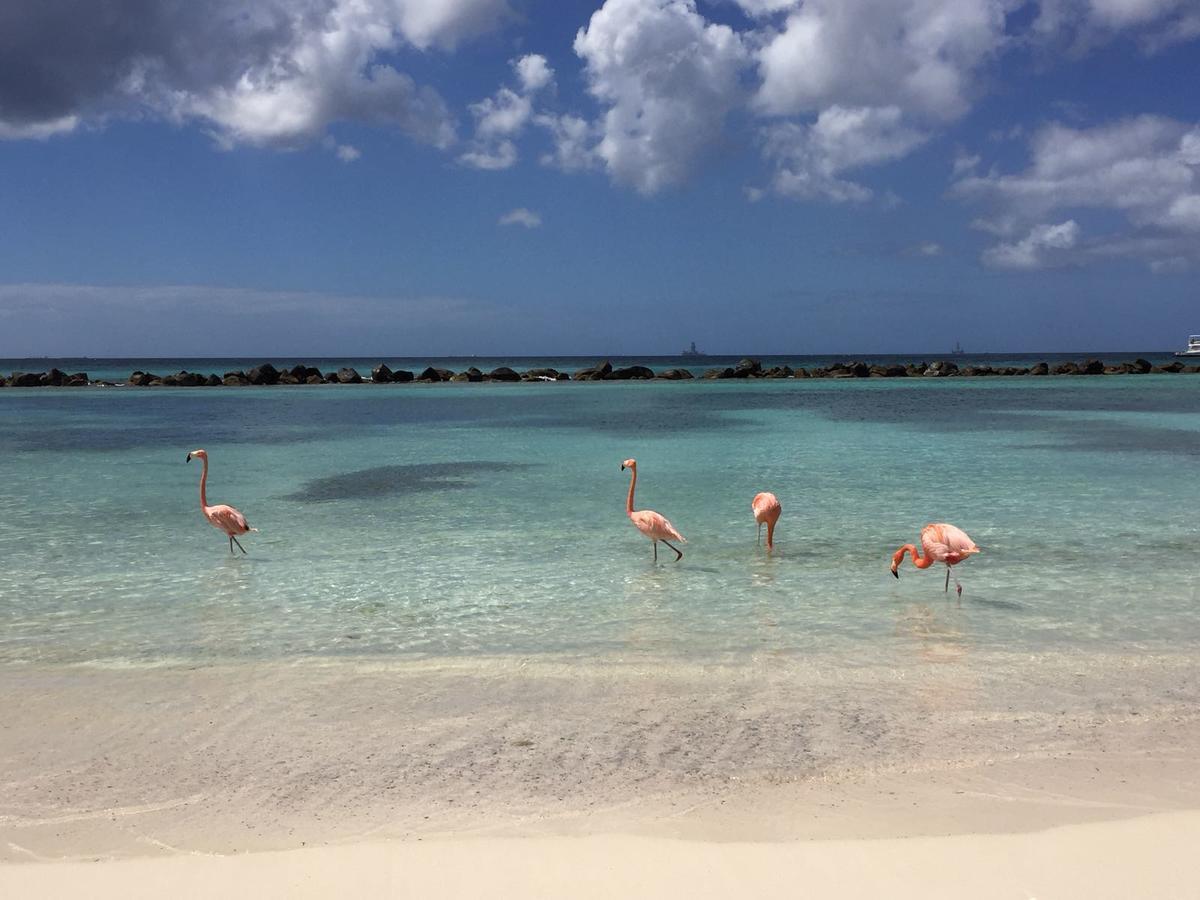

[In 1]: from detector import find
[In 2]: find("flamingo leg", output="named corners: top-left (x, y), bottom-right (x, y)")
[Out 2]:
top-left (944, 566), bottom-right (950, 593)
top-left (652, 541), bottom-right (658, 562)
top-left (661, 540), bottom-right (683, 561)
top-left (232, 535), bottom-right (247, 555)
top-left (757, 522), bottom-right (762, 545)
top-left (954, 570), bottom-right (962, 601)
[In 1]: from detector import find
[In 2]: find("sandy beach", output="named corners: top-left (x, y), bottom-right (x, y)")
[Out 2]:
top-left (2, 656), bottom-right (1199, 896)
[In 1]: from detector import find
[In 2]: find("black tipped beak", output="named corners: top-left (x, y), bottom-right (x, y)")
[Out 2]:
top-left (891, 569), bottom-right (899, 579)
top-left (186, 453), bottom-right (191, 463)
top-left (620, 465), bottom-right (625, 471)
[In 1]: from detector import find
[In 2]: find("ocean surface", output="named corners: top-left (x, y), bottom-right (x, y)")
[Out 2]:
top-left (2, 354), bottom-right (1199, 670)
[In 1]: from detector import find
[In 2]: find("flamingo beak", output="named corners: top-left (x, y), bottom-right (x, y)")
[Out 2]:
top-left (891, 567), bottom-right (899, 579)
top-left (620, 464), bottom-right (625, 471)
top-left (186, 453), bottom-right (192, 463)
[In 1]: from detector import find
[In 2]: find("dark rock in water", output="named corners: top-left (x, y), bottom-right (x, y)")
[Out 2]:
top-left (12, 372), bottom-right (43, 387)
top-left (734, 358), bottom-right (762, 377)
top-left (161, 374), bottom-right (180, 386)
top-left (657, 368), bottom-right (694, 380)
top-left (206, 374), bottom-right (221, 386)
top-left (248, 363), bottom-right (280, 385)
top-left (761, 365), bottom-right (793, 378)
top-left (1130, 358), bottom-right (1153, 374)
top-left (289, 364), bottom-right (309, 380)
top-left (465, 367), bottom-right (484, 382)
top-left (372, 363), bottom-right (394, 383)
top-left (574, 360), bottom-right (613, 381)
top-left (1053, 361), bottom-right (1080, 375)
top-left (1161, 361), bottom-right (1185, 373)
top-left (174, 371), bottom-right (203, 387)
top-left (524, 367), bottom-right (559, 380)
top-left (450, 372), bottom-right (471, 382)
top-left (277, 372), bottom-right (300, 385)
top-left (793, 367), bottom-right (810, 378)
top-left (1188, 365), bottom-right (1200, 374)
top-left (223, 371), bottom-right (249, 386)
top-left (336, 367), bottom-right (363, 384)
top-left (44, 368), bottom-right (67, 386)
top-left (417, 366), bottom-right (444, 382)
top-left (1030, 362), bottom-right (1049, 376)
top-left (487, 366), bottom-right (521, 382)
top-left (808, 368), bottom-right (830, 378)
top-left (883, 365), bottom-right (907, 377)
top-left (703, 367), bottom-right (735, 379)
top-left (608, 365), bottom-right (655, 380)
top-left (324, 371), bottom-right (341, 383)
top-left (1081, 359), bottom-right (1105, 375)
top-left (924, 360), bottom-right (957, 377)
top-left (305, 374), bottom-right (324, 385)
top-left (392, 369), bottom-right (414, 383)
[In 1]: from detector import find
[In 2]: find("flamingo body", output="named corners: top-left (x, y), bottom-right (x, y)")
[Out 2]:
top-left (751, 492), bottom-right (782, 549)
top-left (621, 458), bottom-right (685, 561)
top-left (890, 523), bottom-right (979, 596)
top-left (187, 449), bottom-right (256, 554)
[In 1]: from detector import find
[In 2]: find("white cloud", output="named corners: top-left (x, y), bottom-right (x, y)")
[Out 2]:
top-left (1150, 255), bottom-right (1191, 273)
top-left (498, 207), bottom-right (542, 227)
top-left (572, 0), bottom-right (747, 194)
top-left (952, 151), bottom-right (981, 177)
top-left (762, 105), bottom-right (928, 202)
top-left (460, 54), bottom-right (555, 170)
top-left (913, 241), bottom-right (944, 256)
top-left (955, 115), bottom-right (1200, 267)
top-left (535, 113), bottom-right (600, 172)
top-left (335, 143), bottom-right (361, 162)
top-left (460, 140), bottom-right (518, 170)
top-left (1034, 0), bottom-right (1200, 52)
top-left (515, 54), bottom-right (555, 93)
top-left (0, 115), bottom-right (80, 140)
top-left (981, 219), bottom-right (1081, 269)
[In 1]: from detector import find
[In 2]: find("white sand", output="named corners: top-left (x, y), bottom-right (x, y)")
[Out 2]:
top-left (3, 811), bottom-right (1198, 899)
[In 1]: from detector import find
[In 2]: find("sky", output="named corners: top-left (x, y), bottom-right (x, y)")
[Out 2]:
top-left (1, 0), bottom-right (1199, 356)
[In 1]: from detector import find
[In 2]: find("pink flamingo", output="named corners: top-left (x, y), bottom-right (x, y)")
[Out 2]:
top-left (186, 449), bottom-right (257, 554)
top-left (751, 492), bottom-right (782, 550)
top-left (890, 523), bottom-right (980, 597)
top-left (621, 458), bottom-right (686, 561)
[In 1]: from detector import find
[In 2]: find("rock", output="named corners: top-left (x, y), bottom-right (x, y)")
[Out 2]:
top-left (174, 371), bottom-right (203, 387)
top-left (305, 374), bottom-right (324, 385)
top-left (883, 365), bottom-right (907, 377)
top-left (487, 366), bottom-right (521, 382)
top-left (392, 369), bottom-right (414, 383)
top-left (703, 367), bottom-right (735, 379)
top-left (161, 374), bottom-right (179, 386)
top-left (733, 358), bottom-right (762, 378)
top-left (573, 360), bottom-right (613, 381)
top-left (449, 372), bottom-right (471, 382)
top-left (223, 371), bottom-right (249, 386)
top-left (1188, 365), bottom-right (1200, 374)
top-left (336, 367), bottom-right (363, 384)
top-left (465, 367), bottom-right (484, 382)
top-left (372, 363), bottom-right (394, 383)
top-left (1130, 358), bottom-right (1153, 374)
top-left (1161, 361), bottom-right (1184, 373)
top-left (608, 365), bottom-right (655, 380)
top-left (128, 371), bottom-right (156, 386)
top-left (762, 365), bottom-right (794, 378)
top-left (66, 373), bottom-right (90, 386)
top-left (793, 367), bottom-right (810, 378)
top-left (923, 360), bottom-right (958, 377)
top-left (524, 368), bottom-right (560, 380)
top-left (1053, 362), bottom-right (1080, 375)
top-left (247, 363), bottom-right (280, 385)
top-left (1081, 359), bottom-right (1105, 375)
top-left (808, 368), bottom-right (830, 378)
top-left (1030, 362), bottom-right (1049, 376)
top-left (657, 368), bottom-right (694, 380)
top-left (43, 368), bottom-right (67, 386)
top-left (206, 374), bottom-right (221, 386)
top-left (277, 373), bottom-right (300, 385)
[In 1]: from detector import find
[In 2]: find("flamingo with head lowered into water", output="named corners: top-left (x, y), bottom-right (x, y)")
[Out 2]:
top-left (890, 523), bottom-right (979, 597)
top-left (186, 449), bottom-right (257, 554)
top-left (752, 492), bottom-right (781, 550)
top-left (621, 458), bottom-right (686, 562)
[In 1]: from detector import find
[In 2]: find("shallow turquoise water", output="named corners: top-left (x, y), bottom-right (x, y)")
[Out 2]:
top-left (2, 374), bottom-right (1199, 667)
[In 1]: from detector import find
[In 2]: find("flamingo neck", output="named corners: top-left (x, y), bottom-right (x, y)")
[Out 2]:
top-left (766, 520), bottom-right (776, 550)
top-left (894, 543), bottom-right (935, 570)
top-left (626, 467), bottom-right (636, 516)
top-left (198, 456), bottom-right (209, 510)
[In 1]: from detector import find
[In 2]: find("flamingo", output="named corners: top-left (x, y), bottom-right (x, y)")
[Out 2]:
top-left (890, 523), bottom-right (980, 597)
top-left (621, 458), bottom-right (686, 561)
top-left (751, 492), bottom-right (782, 550)
top-left (186, 449), bottom-right (257, 554)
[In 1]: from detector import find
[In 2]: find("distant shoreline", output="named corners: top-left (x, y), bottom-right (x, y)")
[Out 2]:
top-left (2, 355), bottom-right (1197, 387)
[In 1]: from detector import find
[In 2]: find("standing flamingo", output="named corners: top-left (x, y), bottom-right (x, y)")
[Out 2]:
top-left (621, 458), bottom-right (686, 561)
top-left (186, 449), bottom-right (257, 554)
top-left (890, 523), bottom-right (980, 597)
top-left (751, 492), bottom-right (782, 550)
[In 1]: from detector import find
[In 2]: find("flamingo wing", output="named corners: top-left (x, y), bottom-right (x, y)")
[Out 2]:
top-left (207, 504), bottom-right (251, 535)
top-left (630, 509), bottom-right (686, 543)
top-left (921, 523), bottom-right (977, 564)
top-left (751, 492), bottom-right (781, 523)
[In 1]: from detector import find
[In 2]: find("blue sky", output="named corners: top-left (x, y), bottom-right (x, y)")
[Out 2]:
top-left (1, 0), bottom-right (1198, 356)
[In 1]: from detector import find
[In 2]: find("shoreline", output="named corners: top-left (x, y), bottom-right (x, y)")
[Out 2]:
top-left (3, 355), bottom-right (1198, 387)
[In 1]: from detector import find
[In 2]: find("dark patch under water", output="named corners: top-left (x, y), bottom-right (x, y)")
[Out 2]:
top-left (282, 461), bottom-right (535, 502)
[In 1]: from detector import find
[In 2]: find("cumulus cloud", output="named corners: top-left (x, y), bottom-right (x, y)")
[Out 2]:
top-left (335, 143), bottom-right (361, 162)
top-left (981, 219), bottom-right (1081, 269)
top-left (955, 115), bottom-right (1200, 267)
top-left (761, 105), bottom-right (928, 202)
top-left (0, 0), bottom-right (512, 149)
top-left (572, 0), bottom-right (747, 194)
top-left (498, 207), bottom-right (542, 227)
top-left (460, 54), bottom-right (554, 170)
top-left (1033, 0), bottom-right (1200, 53)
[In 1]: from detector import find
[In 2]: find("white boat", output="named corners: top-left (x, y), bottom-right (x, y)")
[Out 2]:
top-left (1174, 336), bottom-right (1200, 357)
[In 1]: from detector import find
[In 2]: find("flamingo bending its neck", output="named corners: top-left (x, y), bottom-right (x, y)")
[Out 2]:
top-left (890, 522), bottom-right (979, 597)
top-left (186, 449), bottom-right (257, 554)
top-left (621, 458), bottom-right (685, 562)
top-left (751, 492), bottom-right (782, 550)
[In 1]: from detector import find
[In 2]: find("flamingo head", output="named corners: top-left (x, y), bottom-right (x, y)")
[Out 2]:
top-left (620, 458), bottom-right (637, 472)
top-left (186, 449), bottom-right (208, 463)
top-left (889, 547), bottom-right (906, 579)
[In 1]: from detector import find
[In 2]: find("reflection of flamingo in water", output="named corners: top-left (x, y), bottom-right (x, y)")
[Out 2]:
top-left (751, 492), bottom-right (781, 550)
top-left (890, 523), bottom-right (979, 597)
top-left (186, 449), bottom-right (257, 554)
top-left (621, 458), bottom-right (685, 561)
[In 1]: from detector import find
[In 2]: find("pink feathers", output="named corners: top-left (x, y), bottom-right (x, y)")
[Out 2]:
top-left (621, 458), bottom-right (685, 561)
top-left (751, 492), bottom-right (781, 550)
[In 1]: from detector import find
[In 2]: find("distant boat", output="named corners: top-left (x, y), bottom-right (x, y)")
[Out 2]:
top-left (951, 341), bottom-right (965, 356)
top-left (1174, 335), bottom-right (1200, 357)
top-left (681, 341), bottom-right (708, 359)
